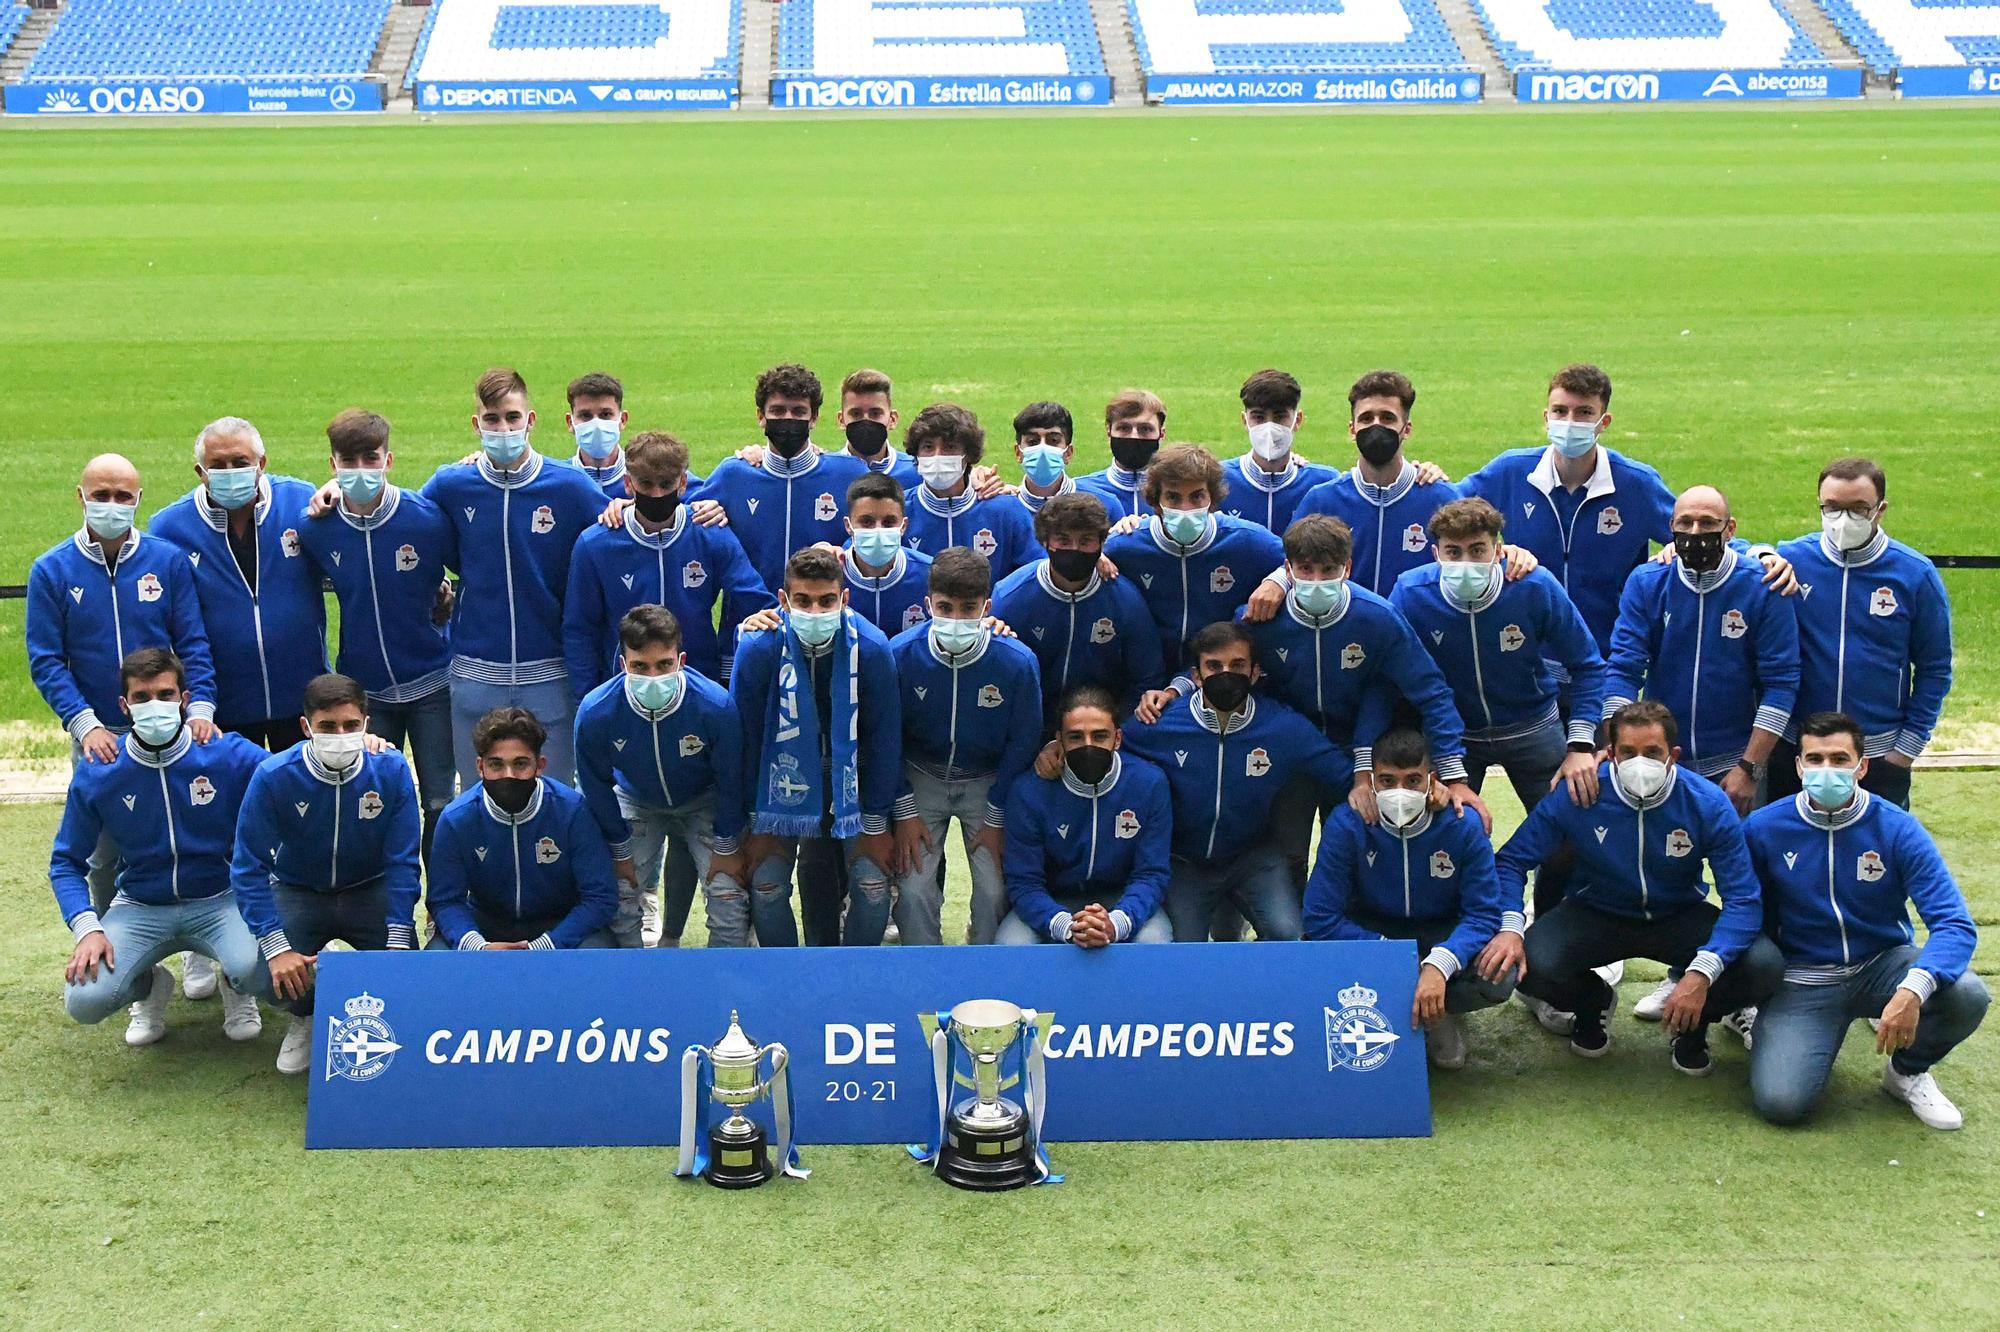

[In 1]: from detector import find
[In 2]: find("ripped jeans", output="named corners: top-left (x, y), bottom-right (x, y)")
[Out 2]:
top-left (747, 832), bottom-right (892, 947)
top-left (618, 793), bottom-right (748, 948)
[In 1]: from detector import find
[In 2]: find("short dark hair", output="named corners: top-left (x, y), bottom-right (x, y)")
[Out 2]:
top-left (1430, 496), bottom-right (1504, 543)
top-left (1818, 456), bottom-right (1886, 504)
top-left (326, 409), bottom-right (390, 460)
top-left (1372, 728), bottom-right (1430, 773)
top-left (1283, 514), bottom-right (1352, 569)
top-left (1550, 363), bottom-right (1612, 407)
top-left (928, 547), bottom-right (991, 601)
top-left (1608, 699), bottom-right (1678, 750)
top-left (120, 647), bottom-right (184, 694)
top-left (1240, 369), bottom-right (1302, 415)
top-left (473, 706), bottom-right (546, 757)
top-left (1013, 401), bottom-right (1073, 443)
top-left (1188, 621), bottom-right (1252, 665)
top-left (1797, 710), bottom-right (1866, 754)
top-left (1106, 388), bottom-right (1166, 430)
top-left (1033, 491), bottom-right (1109, 548)
top-left (1349, 370), bottom-right (1415, 415)
top-left (618, 605), bottom-right (682, 654)
top-left (841, 368), bottom-right (892, 402)
top-left (476, 367), bottom-right (528, 407)
top-left (904, 402), bottom-right (985, 466)
top-left (623, 431), bottom-right (688, 485)
top-left (756, 363), bottom-right (823, 413)
top-left (1058, 684), bottom-right (1119, 730)
top-left (302, 673), bottom-right (366, 718)
top-left (566, 372), bottom-right (623, 406)
top-left (785, 546), bottom-right (842, 589)
top-left (846, 471), bottom-right (906, 513)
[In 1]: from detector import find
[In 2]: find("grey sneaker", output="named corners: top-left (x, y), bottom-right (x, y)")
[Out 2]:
top-left (1427, 1013), bottom-right (1467, 1070)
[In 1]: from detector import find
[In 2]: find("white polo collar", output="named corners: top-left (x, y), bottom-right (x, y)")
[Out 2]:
top-left (1527, 444), bottom-right (1614, 502)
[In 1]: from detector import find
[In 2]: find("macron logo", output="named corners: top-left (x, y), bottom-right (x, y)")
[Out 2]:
top-left (1057, 823), bottom-right (1070, 839)
top-left (1524, 502), bottom-right (1535, 520)
top-left (1784, 851), bottom-right (1798, 869)
top-left (621, 574), bottom-right (634, 590)
top-left (1593, 826), bottom-right (1609, 844)
top-left (1174, 750), bottom-right (1189, 767)
top-left (1430, 630), bottom-right (1444, 645)
top-left (747, 498), bottom-right (760, 515)
top-left (464, 507), bottom-right (476, 523)
top-left (914, 686), bottom-right (928, 701)
top-left (474, 847), bottom-right (488, 862)
top-left (612, 738), bottom-right (626, 752)
top-left (122, 794), bottom-right (137, 811)
top-left (69, 587), bottom-right (84, 604)
top-left (295, 802), bottom-right (310, 817)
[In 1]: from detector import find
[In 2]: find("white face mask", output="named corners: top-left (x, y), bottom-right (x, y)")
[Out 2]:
top-left (1616, 755), bottom-right (1669, 800)
top-left (1375, 786), bottom-right (1427, 830)
top-left (1821, 509), bottom-right (1877, 551)
top-left (1247, 421), bottom-right (1294, 462)
top-left (309, 731), bottom-right (367, 771)
top-left (917, 455), bottom-right (966, 492)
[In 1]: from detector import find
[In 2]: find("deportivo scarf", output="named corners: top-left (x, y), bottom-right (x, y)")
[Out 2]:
top-left (753, 609), bottom-right (864, 840)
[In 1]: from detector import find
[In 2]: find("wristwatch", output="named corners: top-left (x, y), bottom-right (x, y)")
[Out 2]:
top-left (1737, 757), bottom-right (1766, 781)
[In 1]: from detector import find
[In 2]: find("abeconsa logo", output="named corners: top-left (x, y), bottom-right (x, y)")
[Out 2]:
top-left (780, 79), bottom-right (917, 108)
top-left (59, 85), bottom-right (209, 114)
top-left (1527, 73), bottom-right (1660, 102)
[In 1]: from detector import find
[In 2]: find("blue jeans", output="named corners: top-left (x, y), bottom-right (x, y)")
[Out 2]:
top-left (617, 793), bottom-right (749, 948)
top-left (1348, 910), bottom-right (1517, 1013)
top-left (895, 766), bottom-right (1007, 946)
top-left (748, 837), bottom-right (891, 946)
top-left (1751, 945), bottom-right (1991, 1125)
top-left (449, 675), bottom-right (575, 788)
top-left (1164, 847), bottom-right (1301, 942)
top-left (65, 892), bottom-right (271, 1025)
top-left (270, 883), bottom-right (388, 1016)
top-left (996, 909), bottom-right (1174, 944)
top-left (369, 686), bottom-right (456, 855)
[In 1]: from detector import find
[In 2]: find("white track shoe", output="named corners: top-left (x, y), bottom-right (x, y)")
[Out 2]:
top-left (1634, 977), bottom-right (1677, 1022)
top-left (276, 1016), bottom-right (313, 1074)
top-left (124, 965), bottom-right (174, 1046)
top-left (219, 978), bottom-right (262, 1041)
top-left (1883, 1065), bottom-right (1963, 1131)
top-left (180, 951), bottom-right (218, 1000)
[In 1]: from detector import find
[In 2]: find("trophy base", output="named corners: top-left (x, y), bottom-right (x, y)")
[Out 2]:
top-left (936, 1103), bottom-right (1034, 1192)
top-left (704, 1122), bottom-right (773, 1189)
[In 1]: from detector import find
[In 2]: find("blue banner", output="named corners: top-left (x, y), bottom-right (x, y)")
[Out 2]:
top-left (1898, 65), bottom-right (2000, 99)
top-left (769, 75), bottom-right (1111, 110)
top-left (4, 78), bottom-right (383, 116)
top-left (1515, 67), bottom-right (1864, 103)
top-left (1146, 71), bottom-right (1483, 106)
top-left (413, 79), bottom-right (739, 113)
top-left (306, 940), bottom-right (1430, 1149)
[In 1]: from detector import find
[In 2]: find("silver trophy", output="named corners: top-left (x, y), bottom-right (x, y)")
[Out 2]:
top-left (704, 1010), bottom-right (788, 1189)
top-left (937, 998), bottom-right (1037, 1191)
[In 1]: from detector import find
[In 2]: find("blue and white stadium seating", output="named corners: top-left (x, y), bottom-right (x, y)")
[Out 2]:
top-left (774, 0), bottom-right (1106, 78)
top-left (1470, 0), bottom-right (1830, 69)
top-left (1, 4), bottom-right (30, 60)
top-left (1815, 0), bottom-right (2000, 74)
top-left (408, 0), bottom-right (741, 88)
top-left (1125, 0), bottom-right (1470, 76)
top-left (21, 0), bottom-right (390, 80)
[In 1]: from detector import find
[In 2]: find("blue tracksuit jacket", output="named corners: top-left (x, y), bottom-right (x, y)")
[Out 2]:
top-left (1217, 454), bottom-right (1341, 535)
top-left (1002, 752), bottom-right (1173, 940)
top-left (903, 485), bottom-right (1042, 580)
top-left (1297, 465), bottom-right (1463, 597)
top-left (296, 485), bottom-right (455, 702)
top-left (887, 624), bottom-right (1044, 826)
top-left (1076, 464), bottom-right (1152, 522)
top-left (991, 559), bottom-right (1167, 728)
top-left (1304, 803), bottom-right (1504, 973)
top-left (844, 545), bottom-right (933, 639)
top-left (573, 668), bottom-right (747, 859)
top-left (426, 778), bottom-right (618, 949)
top-left (1106, 512), bottom-right (1287, 658)
top-left (690, 447), bottom-right (874, 593)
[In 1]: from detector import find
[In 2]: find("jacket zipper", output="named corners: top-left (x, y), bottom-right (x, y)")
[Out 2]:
top-left (1466, 606), bottom-right (1494, 729)
top-left (1690, 586), bottom-right (1706, 764)
top-left (225, 521), bottom-right (275, 719)
top-left (501, 484), bottom-right (518, 679)
top-left (651, 716), bottom-right (674, 808)
top-left (363, 526), bottom-right (400, 691)
top-left (1635, 806), bottom-right (1650, 917)
top-left (1826, 826), bottom-right (1850, 963)
top-left (1206, 728), bottom-right (1225, 859)
top-left (158, 765), bottom-right (182, 900)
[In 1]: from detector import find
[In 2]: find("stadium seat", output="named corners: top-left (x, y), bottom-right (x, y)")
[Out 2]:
top-left (775, 0), bottom-right (1106, 76)
top-left (408, 0), bottom-right (741, 85)
top-left (1125, 0), bottom-right (1471, 75)
top-left (1468, 0), bottom-right (1830, 70)
top-left (0, 4), bottom-right (30, 61)
top-left (1812, 0), bottom-right (2000, 75)
top-left (21, 0), bottom-right (391, 81)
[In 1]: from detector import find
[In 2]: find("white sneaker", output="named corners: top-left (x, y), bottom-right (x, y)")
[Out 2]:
top-left (640, 890), bottom-right (661, 947)
top-left (181, 951), bottom-right (218, 1000)
top-left (1593, 960), bottom-right (1625, 989)
top-left (219, 978), bottom-right (262, 1041)
top-left (1634, 977), bottom-right (1677, 1022)
top-left (1427, 1013), bottom-right (1467, 1070)
top-left (1517, 992), bottom-right (1574, 1037)
top-left (276, 1015), bottom-right (313, 1075)
top-left (1721, 1007), bottom-right (1758, 1050)
top-left (124, 965), bottom-right (174, 1046)
top-left (1883, 1064), bottom-right (1963, 1131)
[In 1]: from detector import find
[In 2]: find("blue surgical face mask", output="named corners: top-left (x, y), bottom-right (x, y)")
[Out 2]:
top-left (850, 525), bottom-right (902, 569)
top-left (84, 500), bottom-right (137, 540)
top-left (335, 467), bottom-right (385, 504)
top-left (1020, 443), bottom-right (1067, 488)
top-left (204, 465), bottom-right (260, 510)
top-left (1546, 418), bottom-right (1598, 460)
top-left (930, 615), bottom-right (984, 656)
top-left (1161, 506), bottom-right (1209, 545)
top-left (574, 418), bottom-right (621, 462)
top-left (625, 669), bottom-right (682, 713)
top-left (480, 428), bottom-right (530, 466)
top-left (1292, 575), bottom-right (1346, 618)
top-left (1800, 764), bottom-right (1858, 809)
top-left (789, 607), bottom-right (842, 648)
top-left (128, 698), bottom-right (183, 747)
top-left (1439, 560), bottom-right (1496, 603)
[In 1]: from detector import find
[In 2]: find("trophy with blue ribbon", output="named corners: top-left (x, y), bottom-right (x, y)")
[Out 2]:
top-left (675, 1011), bottom-right (805, 1188)
top-left (919, 998), bottom-right (1056, 1191)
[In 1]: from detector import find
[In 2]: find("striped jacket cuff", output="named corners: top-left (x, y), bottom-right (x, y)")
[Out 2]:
top-left (1111, 910), bottom-right (1133, 942)
top-left (1421, 947), bottom-right (1460, 979)
top-left (711, 835), bottom-right (740, 856)
top-left (1894, 729), bottom-right (1929, 760)
top-left (860, 814), bottom-right (888, 836)
top-left (1351, 746), bottom-right (1373, 774)
top-left (1566, 717), bottom-right (1600, 747)
top-left (386, 923), bottom-right (416, 950)
top-left (608, 838), bottom-right (636, 862)
top-left (1753, 705), bottom-right (1791, 737)
top-left (1049, 911), bottom-right (1074, 943)
top-left (67, 710), bottom-right (104, 745)
top-left (530, 934), bottom-right (556, 951)
top-left (186, 701), bottom-right (217, 723)
top-left (1601, 695), bottom-right (1631, 721)
top-left (1171, 675), bottom-right (1195, 699)
top-left (1434, 754), bottom-right (1469, 783)
top-left (891, 793), bottom-right (919, 821)
top-left (69, 910), bottom-right (104, 942)
top-left (258, 930), bottom-right (292, 960)
top-left (1687, 950), bottom-right (1724, 983)
top-left (457, 931), bottom-right (488, 952)
top-left (1499, 910), bottom-right (1526, 936)
top-left (984, 803), bottom-right (1006, 829)
top-left (1897, 968), bottom-right (1937, 1002)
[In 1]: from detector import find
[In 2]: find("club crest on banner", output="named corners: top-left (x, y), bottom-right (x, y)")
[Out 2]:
top-left (1325, 983), bottom-right (1399, 1072)
top-left (326, 991), bottom-right (400, 1083)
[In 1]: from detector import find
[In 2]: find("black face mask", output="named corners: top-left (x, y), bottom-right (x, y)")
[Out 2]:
top-left (1674, 529), bottom-right (1726, 575)
top-left (1109, 436), bottom-right (1160, 472)
top-left (844, 419), bottom-right (890, 459)
top-left (1355, 424), bottom-right (1403, 469)
top-left (633, 490), bottom-right (680, 524)
top-left (1200, 670), bottom-right (1252, 712)
top-left (1064, 744), bottom-right (1114, 786)
top-left (1048, 547), bottom-right (1098, 584)
top-left (483, 775), bottom-right (537, 815)
top-left (763, 418), bottom-right (813, 459)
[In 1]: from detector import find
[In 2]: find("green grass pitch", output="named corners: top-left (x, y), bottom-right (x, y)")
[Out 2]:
top-left (0, 107), bottom-right (1995, 1326)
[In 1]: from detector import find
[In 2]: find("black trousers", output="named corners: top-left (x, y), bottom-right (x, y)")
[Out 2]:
top-left (224, 717), bottom-right (301, 752)
top-left (1519, 898), bottom-right (1784, 1024)
top-left (1765, 738), bottom-right (1912, 810)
